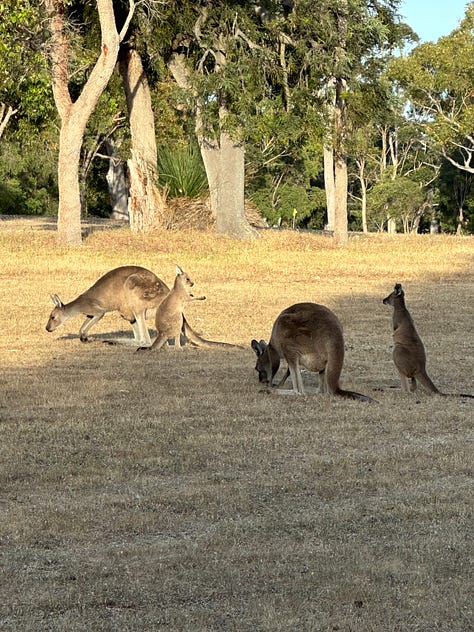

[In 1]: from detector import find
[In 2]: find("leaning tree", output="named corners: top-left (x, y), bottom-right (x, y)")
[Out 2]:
top-left (45, 0), bottom-right (135, 246)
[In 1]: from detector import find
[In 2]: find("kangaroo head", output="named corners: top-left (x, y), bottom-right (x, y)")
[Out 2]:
top-left (251, 339), bottom-right (280, 385)
top-left (46, 294), bottom-right (66, 332)
top-left (383, 283), bottom-right (404, 306)
top-left (175, 264), bottom-right (194, 289)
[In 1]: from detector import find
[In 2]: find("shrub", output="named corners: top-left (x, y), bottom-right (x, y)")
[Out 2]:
top-left (157, 144), bottom-right (208, 198)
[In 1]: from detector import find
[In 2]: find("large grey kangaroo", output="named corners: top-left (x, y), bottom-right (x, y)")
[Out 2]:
top-left (138, 265), bottom-right (206, 352)
top-left (383, 283), bottom-right (473, 397)
top-left (46, 265), bottom-right (231, 348)
top-left (251, 302), bottom-right (375, 402)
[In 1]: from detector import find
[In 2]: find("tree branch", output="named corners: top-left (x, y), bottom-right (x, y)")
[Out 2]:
top-left (119, 0), bottom-right (136, 42)
top-left (0, 103), bottom-right (18, 139)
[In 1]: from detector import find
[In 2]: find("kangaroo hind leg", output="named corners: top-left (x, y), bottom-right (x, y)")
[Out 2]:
top-left (105, 314), bottom-right (151, 346)
top-left (133, 313), bottom-right (152, 346)
top-left (289, 359), bottom-right (305, 395)
top-left (318, 369), bottom-right (326, 394)
top-left (398, 372), bottom-right (411, 392)
top-left (137, 332), bottom-right (169, 353)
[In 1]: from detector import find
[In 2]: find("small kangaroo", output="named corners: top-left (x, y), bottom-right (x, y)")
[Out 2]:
top-left (138, 265), bottom-right (206, 352)
top-left (46, 265), bottom-right (232, 348)
top-left (383, 283), bottom-right (473, 398)
top-left (251, 302), bottom-right (375, 402)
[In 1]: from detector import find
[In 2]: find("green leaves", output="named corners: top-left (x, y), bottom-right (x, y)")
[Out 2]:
top-left (158, 144), bottom-right (208, 198)
top-left (389, 5), bottom-right (474, 166)
top-left (0, 0), bottom-right (52, 125)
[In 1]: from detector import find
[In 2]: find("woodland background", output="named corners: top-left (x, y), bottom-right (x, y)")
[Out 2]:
top-left (1, 0), bottom-right (474, 245)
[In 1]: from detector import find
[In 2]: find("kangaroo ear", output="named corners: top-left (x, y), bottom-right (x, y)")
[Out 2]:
top-left (175, 264), bottom-right (184, 276)
top-left (251, 339), bottom-right (261, 356)
top-left (251, 339), bottom-right (267, 356)
top-left (394, 283), bottom-right (403, 296)
top-left (50, 294), bottom-right (63, 308)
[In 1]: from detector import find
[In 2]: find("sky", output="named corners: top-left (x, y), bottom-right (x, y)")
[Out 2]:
top-left (399, 0), bottom-right (470, 42)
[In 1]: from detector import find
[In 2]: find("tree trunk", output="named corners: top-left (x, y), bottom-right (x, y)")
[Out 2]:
top-left (456, 206), bottom-right (464, 234)
top-left (200, 138), bottom-right (220, 220)
top-left (200, 131), bottom-right (257, 238)
top-left (169, 53), bottom-right (256, 238)
top-left (119, 47), bottom-right (166, 232)
top-left (323, 145), bottom-right (335, 231)
top-left (57, 115), bottom-right (84, 245)
top-left (45, 0), bottom-right (134, 246)
top-left (334, 151), bottom-right (349, 245)
top-left (0, 103), bottom-right (18, 139)
top-left (105, 139), bottom-right (129, 221)
top-left (220, 131), bottom-right (255, 237)
top-left (332, 77), bottom-right (348, 245)
top-left (387, 216), bottom-right (397, 233)
top-left (360, 179), bottom-right (368, 233)
top-left (127, 152), bottom-right (165, 232)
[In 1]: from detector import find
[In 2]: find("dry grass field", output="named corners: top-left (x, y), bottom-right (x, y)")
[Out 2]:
top-left (1, 217), bottom-right (473, 631)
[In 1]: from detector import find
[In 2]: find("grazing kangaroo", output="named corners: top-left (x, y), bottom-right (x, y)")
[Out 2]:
top-left (46, 265), bottom-right (233, 348)
top-left (138, 265), bottom-right (206, 352)
top-left (46, 266), bottom-right (168, 345)
top-left (251, 302), bottom-right (375, 402)
top-left (383, 283), bottom-right (473, 398)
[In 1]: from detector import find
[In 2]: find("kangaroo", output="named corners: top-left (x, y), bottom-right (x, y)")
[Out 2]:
top-left (46, 265), bottom-right (234, 348)
top-left (251, 302), bottom-right (375, 402)
top-left (383, 283), bottom-right (473, 398)
top-left (138, 265), bottom-right (206, 352)
top-left (46, 266), bottom-right (168, 345)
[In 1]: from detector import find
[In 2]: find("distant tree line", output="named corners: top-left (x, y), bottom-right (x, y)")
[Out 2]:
top-left (0, 0), bottom-right (473, 245)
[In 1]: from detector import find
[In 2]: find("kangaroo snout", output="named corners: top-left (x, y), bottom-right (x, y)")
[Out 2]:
top-left (257, 370), bottom-right (269, 384)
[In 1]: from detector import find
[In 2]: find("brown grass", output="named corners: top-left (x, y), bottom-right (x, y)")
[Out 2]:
top-left (1, 218), bottom-right (473, 631)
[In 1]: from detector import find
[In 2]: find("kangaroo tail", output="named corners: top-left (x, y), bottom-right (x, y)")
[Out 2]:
top-left (335, 388), bottom-right (377, 403)
top-left (182, 317), bottom-right (243, 349)
top-left (325, 347), bottom-right (376, 402)
top-left (417, 370), bottom-right (443, 395)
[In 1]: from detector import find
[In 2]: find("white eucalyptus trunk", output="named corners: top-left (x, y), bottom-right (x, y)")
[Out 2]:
top-left (119, 47), bottom-right (166, 232)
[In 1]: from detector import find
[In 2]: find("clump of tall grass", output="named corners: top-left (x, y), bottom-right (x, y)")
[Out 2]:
top-left (158, 144), bottom-right (208, 198)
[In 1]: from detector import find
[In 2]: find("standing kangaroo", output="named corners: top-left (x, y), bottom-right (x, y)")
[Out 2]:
top-left (251, 302), bottom-right (375, 402)
top-left (383, 283), bottom-right (473, 397)
top-left (138, 265), bottom-right (206, 352)
top-left (46, 265), bottom-right (231, 348)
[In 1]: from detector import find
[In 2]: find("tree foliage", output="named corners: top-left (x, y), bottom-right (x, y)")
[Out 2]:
top-left (0, 0), bottom-right (473, 235)
top-left (0, 0), bottom-right (52, 122)
top-left (390, 4), bottom-right (474, 173)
